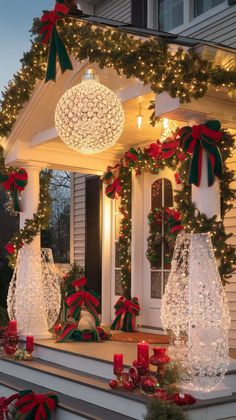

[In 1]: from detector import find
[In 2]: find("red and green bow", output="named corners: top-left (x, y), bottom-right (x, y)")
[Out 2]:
top-left (57, 325), bottom-right (110, 343)
top-left (104, 164), bottom-right (122, 199)
top-left (165, 208), bottom-right (183, 234)
top-left (15, 390), bottom-right (59, 420)
top-left (111, 296), bottom-right (140, 332)
top-left (160, 138), bottom-right (179, 159)
top-left (178, 120), bottom-right (223, 187)
top-left (66, 290), bottom-right (100, 324)
top-left (39, 0), bottom-right (73, 82)
top-left (0, 168), bottom-right (28, 212)
top-left (0, 390), bottom-right (58, 420)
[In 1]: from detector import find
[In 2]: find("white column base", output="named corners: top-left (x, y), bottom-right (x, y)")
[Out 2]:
top-left (182, 383), bottom-right (232, 400)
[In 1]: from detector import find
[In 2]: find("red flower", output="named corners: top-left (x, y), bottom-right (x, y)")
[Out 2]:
top-left (109, 380), bottom-right (118, 389)
top-left (146, 142), bottom-right (162, 160)
top-left (5, 243), bottom-right (15, 255)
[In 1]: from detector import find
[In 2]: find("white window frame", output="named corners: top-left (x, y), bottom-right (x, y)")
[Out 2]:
top-left (147, 0), bottom-right (228, 33)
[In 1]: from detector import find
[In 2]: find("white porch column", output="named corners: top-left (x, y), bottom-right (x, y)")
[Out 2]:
top-left (101, 184), bottom-right (112, 326)
top-left (16, 165), bottom-right (50, 338)
top-left (192, 149), bottom-right (221, 220)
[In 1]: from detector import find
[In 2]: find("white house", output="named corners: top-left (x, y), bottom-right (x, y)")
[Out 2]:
top-left (71, 0), bottom-right (236, 347)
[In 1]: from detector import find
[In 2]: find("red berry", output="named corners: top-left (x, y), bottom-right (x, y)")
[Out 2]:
top-left (123, 381), bottom-right (135, 391)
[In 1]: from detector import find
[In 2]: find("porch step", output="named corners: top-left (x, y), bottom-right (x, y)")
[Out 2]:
top-left (0, 372), bottom-right (133, 420)
top-left (0, 355), bottom-right (147, 420)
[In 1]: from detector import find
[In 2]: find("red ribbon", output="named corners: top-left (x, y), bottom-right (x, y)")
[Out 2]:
top-left (40, 3), bottom-right (69, 44)
top-left (146, 142), bottom-right (162, 160)
top-left (114, 297), bottom-right (140, 331)
top-left (15, 391), bottom-right (58, 420)
top-left (160, 139), bottom-right (179, 159)
top-left (105, 177), bottom-right (122, 199)
top-left (66, 290), bottom-right (99, 318)
top-left (72, 277), bottom-right (87, 289)
top-left (3, 169), bottom-right (28, 191)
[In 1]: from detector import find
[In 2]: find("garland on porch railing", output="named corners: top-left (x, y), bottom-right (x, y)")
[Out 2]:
top-left (103, 121), bottom-right (236, 304)
top-left (0, 0), bottom-right (235, 137)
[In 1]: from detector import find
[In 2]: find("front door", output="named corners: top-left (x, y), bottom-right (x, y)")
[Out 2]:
top-left (141, 171), bottom-right (174, 329)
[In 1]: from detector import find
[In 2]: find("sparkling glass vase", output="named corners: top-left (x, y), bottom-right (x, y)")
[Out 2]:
top-left (161, 232), bottom-right (231, 392)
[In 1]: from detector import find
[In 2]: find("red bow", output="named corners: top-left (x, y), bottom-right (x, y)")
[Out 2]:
top-left (72, 277), bottom-right (87, 289)
top-left (3, 169), bottom-right (28, 191)
top-left (146, 142), bottom-right (162, 160)
top-left (15, 391), bottom-right (58, 420)
top-left (66, 290), bottom-right (99, 323)
top-left (40, 2), bottom-right (69, 44)
top-left (186, 124), bottom-right (222, 154)
top-left (105, 177), bottom-right (122, 199)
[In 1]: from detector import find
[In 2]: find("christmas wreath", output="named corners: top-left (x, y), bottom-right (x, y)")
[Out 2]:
top-left (146, 207), bottom-right (184, 269)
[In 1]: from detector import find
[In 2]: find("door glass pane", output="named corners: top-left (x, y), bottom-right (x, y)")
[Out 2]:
top-left (158, 0), bottom-right (184, 31)
top-left (151, 271), bottom-right (162, 298)
top-left (194, 0), bottom-right (224, 16)
top-left (163, 271), bottom-right (170, 293)
top-left (152, 179), bottom-right (162, 209)
top-left (164, 179), bottom-right (173, 207)
top-left (115, 270), bottom-right (123, 295)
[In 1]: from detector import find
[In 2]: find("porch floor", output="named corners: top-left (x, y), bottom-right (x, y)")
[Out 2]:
top-left (35, 332), bottom-right (236, 363)
top-left (35, 335), bottom-right (167, 367)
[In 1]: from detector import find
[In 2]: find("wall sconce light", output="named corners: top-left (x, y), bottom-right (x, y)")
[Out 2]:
top-left (136, 103), bottom-right (143, 129)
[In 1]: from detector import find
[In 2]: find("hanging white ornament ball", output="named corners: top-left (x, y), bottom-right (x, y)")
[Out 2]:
top-left (55, 68), bottom-right (125, 154)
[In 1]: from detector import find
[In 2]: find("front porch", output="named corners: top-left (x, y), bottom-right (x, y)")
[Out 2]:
top-left (1, 336), bottom-right (236, 420)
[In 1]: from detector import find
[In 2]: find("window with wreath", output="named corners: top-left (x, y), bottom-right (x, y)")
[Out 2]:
top-left (147, 178), bottom-right (175, 299)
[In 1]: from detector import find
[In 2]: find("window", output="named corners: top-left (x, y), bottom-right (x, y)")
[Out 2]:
top-left (150, 178), bottom-right (173, 299)
top-left (194, 0), bottom-right (225, 16)
top-left (158, 0), bottom-right (184, 31)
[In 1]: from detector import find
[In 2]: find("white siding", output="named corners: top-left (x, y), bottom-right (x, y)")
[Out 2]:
top-left (179, 5), bottom-right (236, 48)
top-left (72, 174), bottom-right (86, 267)
top-left (225, 157), bottom-right (236, 348)
top-left (95, 0), bottom-right (131, 22)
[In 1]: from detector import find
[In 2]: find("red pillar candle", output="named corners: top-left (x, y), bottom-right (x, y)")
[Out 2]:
top-left (26, 335), bottom-right (34, 352)
top-left (113, 354), bottom-right (123, 375)
top-left (137, 341), bottom-right (149, 369)
top-left (8, 320), bottom-right (17, 336)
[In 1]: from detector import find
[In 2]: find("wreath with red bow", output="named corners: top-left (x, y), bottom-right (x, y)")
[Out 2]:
top-left (146, 207), bottom-right (184, 269)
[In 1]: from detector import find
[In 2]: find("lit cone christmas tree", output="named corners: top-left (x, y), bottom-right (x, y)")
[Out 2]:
top-left (161, 232), bottom-right (231, 392)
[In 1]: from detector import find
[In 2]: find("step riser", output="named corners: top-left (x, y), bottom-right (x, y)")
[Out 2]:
top-left (0, 384), bottom-right (87, 420)
top-left (189, 403), bottom-right (236, 420)
top-left (34, 345), bottom-right (112, 380)
top-left (0, 360), bottom-right (146, 420)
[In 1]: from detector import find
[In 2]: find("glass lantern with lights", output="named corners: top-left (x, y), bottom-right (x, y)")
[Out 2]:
top-left (55, 68), bottom-right (125, 154)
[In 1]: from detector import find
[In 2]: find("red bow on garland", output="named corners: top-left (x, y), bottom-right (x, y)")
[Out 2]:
top-left (104, 164), bottom-right (122, 199)
top-left (111, 296), bottom-right (140, 332)
top-left (160, 139), bottom-right (179, 159)
top-left (165, 208), bottom-right (183, 234)
top-left (66, 290), bottom-right (100, 324)
top-left (39, 0), bottom-right (73, 82)
top-left (178, 120), bottom-right (223, 187)
top-left (0, 168), bottom-right (28, 212)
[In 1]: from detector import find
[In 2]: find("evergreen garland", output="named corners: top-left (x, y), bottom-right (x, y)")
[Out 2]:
top-left (0, 12), bottom-right (235, 137)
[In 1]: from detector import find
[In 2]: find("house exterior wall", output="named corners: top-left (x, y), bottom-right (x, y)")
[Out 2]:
top-left (94, 0), bottom-right (132, 22)
top-left (71, 173), bottom-right (86, 268)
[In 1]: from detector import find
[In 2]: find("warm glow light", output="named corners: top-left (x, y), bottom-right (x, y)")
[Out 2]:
top-left (55, 68), bottom-right (125, 154)
top-left (160, 118), bottom-right (177, 142)
top-left (136, 103), bottom-right (143, 129)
